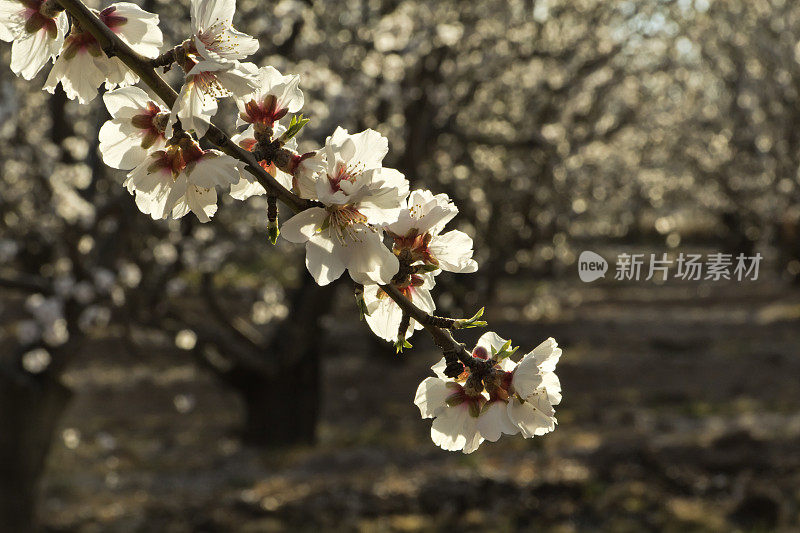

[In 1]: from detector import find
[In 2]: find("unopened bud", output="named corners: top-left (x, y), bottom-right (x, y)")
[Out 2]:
top-left (354, 287), bottom-right (370, 320)
top-left (453, 307), bottom-right (487, 329)
top-left (394, 338), bottom-right (412, 353)
top-left (267, 221), bottom-right (279, 245)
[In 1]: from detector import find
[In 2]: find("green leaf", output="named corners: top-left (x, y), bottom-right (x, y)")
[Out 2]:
top-left (281, 114), bottom-right (311, 142)
top-left (453, 307), bottom-right (487, 329)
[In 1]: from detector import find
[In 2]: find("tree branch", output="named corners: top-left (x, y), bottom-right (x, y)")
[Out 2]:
top-left (56, 0), bottom-right (313, 214)
top-left (379, 283), bottom-right (492, 375)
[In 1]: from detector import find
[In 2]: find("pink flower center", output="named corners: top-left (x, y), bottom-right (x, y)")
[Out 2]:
top-left (392, 232), bottom-right (438, 267)
top-left (22, 0), bottom-right (57, 39)
top-left (328, 161), bottom-right (364, 192)
top-left (241, 95), bottom-right (288, 126)
top-left (147, 139), bottom-right (207, 180)
top-left (130, 102), bottom-right (167, 150)
top-left (98, 6), bottom-right (127, 32)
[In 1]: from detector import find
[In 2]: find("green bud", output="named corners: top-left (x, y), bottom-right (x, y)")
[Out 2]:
top-left (267, 221), bottom-right (279, 245)
top-left (394, 338), bottom-right (413, 353)
top-left (453, 307), bottom-right (487, 329)
top-left (355, 290), bottom-right (370, 320)
top-left (445, 392), bottom-right (466, 408)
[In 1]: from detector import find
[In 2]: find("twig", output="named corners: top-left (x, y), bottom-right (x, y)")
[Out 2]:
top-left (379, 283), bottom-right (492, 375)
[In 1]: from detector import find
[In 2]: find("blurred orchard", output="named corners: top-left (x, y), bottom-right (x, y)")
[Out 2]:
top-left (2, 0), bottom-right (800, 530)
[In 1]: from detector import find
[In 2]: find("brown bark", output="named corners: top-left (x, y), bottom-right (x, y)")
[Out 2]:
top-left (0, 370), bottom-right (71, 532)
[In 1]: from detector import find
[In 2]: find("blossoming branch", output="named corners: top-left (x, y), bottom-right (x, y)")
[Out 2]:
top-left (0, 0), bottom-right (563, 454)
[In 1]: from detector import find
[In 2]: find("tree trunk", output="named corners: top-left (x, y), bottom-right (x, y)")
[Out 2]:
top-left (236, 356), bottom-right (319, 447)
top-left (0, 371), bottom-right (71, 532)
top-left (229, 276), bottom-right (336, 447)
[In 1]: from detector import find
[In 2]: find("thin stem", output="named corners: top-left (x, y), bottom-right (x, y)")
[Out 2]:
top-left (379, 283), bottom-right (490, 374)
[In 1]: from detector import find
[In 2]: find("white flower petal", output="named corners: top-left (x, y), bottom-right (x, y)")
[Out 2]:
top-left (110, 2), bottom-right (163, 58)
top-left (358, 168), bottom-right (410, 225)
top-left (387, 189), bottom-right (458, 237)
top-left (476, 401), bottom-right (519, 442)
top-left (305, 233), bottom-right (346, 286)
top-left (414, 377), bottom-right (450, 419)
top-left (103, 85), bottom-right (154, 118)
top-left (429, 230), bottom-right (478, 273)
top-left (43, 46), bottom-right (106, 104)
top-left (475, 331), bottom-right (508, 355)
top-left (431, 404), bottom-right (483, 453)
top-left (507, 393), bottom-right (557, 438)
top-left (10, 27), bottom-right (53, 80)
top-left (347, 128), bottom-right (388, 170)
top-left (174, 77), bottom-right (217, 136)
top-left (98, 120), bottom-right (149, 170)
top-left (341, 229), bottom-right (399, 285)
top-left (187, 152), bottom-right (239, 188)
top-left (192, 0), bottom-right (235, 31)
top-left (518, 337), bottom-right (562, 373)
top-left (99, 55), bottom-right (139, 89)
top-left (511, 361), bottom-right (544, 401)
top-left (178, 185), bottom-right (218, 222)
top-left (0, 1), bottom-right (23, 41)
top-left (431, 357), bottom-right (448, 379)
top-left (229, 175), bottom-right (266, 200)
top-left (542, 371), bottom-right (562, 406)
top-left (280, 207), bottom-right (327, 244)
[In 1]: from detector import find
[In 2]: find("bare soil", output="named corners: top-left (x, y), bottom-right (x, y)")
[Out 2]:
top-left (38, 279), bottom-right (800, 532)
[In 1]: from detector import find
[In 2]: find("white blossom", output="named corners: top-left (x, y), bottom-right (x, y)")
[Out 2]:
top-left (124, 136), bottom-right (239, 222)
top-left (43, 2), bottom-right (163, 103)
top-left (169, 0), bottom-right (259, 136)
top-left (387, 189), bottom-right (478, 274)
top-left (235, 65), bottom-right (303, 127)
top-left (414, 332), bottom-right (562, 453)
top-left (506, 337), bottom-right (562, 438)
top-left (190, 0), bottom-right (257, 61)
top-left (363, 273), bottom-right (435, 343)
top-left (0, 0), bottom-right (68, 80)
top-left (99, 86), bottom-right (167, 170)
top-left (172, 59), bottom-right (257, 136)
top-left (280, 127), bottom-right (409, 286)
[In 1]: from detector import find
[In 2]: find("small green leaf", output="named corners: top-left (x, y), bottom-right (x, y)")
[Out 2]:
top-left (281, 114), bottom-right (311, 142)
top-left (453, 307), bottom-right (487, 329)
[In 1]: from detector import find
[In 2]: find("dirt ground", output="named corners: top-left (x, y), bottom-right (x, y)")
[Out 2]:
top-left (37, 278), bottom-right (800, 532)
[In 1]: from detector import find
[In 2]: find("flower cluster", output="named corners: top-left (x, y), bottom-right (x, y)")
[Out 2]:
top-left (1, 0), bottom-right (565, 454)
top-left (0, 0), bottom-right (68, 80)
top-left (415, 333), bottom-right (562, 453)
top-left (45, 2), bottom-right (163, 103)
top-left (363, 189), bottom-right (478, 344)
